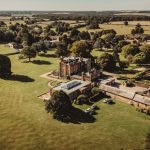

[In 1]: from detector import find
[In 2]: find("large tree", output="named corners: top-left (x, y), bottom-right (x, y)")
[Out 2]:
top-left (124, 21), bottom-right (128, 26)
top-left (4, 31), bottom-right (15, 42)
top-left (31, 41), bottom-right (48, 54)
top-left (59, 34), bottom-right (72, 46)
top-left (45, 90), bottom-right (72, 121)
top-left (121, 44), bottom-right (140, 58)
top-left (86, 19), bottom-right (100, 29)
top-left (131, 24), bottom-right (144, 35)
top-left (19, 47), bottom-right (36, 62)
top-left (56, 43), bottom-right (69, 57)
top-left (22, 32), bottom-right (35, 46)
top-left (0, 54), bottom-right (12, 77)
top-left (70, 40), bottom-right (92, 58)
top-left (78, 31), bottom-right (91, 40)
top-left (0, 30), bottom-right (5, 42)
top-left (70, 28), bottom-right (80, 39)
top-left (97, 53), bottom-right (116, 71)
top-left (133, 44), bottom-right (150, 64)
top-left (94, 38), bottom-right (105, 50)
top-left (140, 44), bottom-right (150, 58)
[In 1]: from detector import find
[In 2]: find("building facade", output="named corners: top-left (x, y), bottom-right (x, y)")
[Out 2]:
top-left (59, 57), bottom-right (91, 77)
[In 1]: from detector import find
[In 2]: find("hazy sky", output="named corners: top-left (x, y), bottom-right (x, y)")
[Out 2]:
top-left (0, 0), bottom-right (149, 11)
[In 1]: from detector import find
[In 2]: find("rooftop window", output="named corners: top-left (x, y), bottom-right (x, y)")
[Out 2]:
top-left (61, 81), bottom-right (81, 90)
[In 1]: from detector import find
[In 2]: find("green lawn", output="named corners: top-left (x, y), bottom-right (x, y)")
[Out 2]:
top-left (92, 49), bottom-right (114, 57)
top-left (0, 44), bottom-right (150, 150)
top-left (0, 44), bottom-right (16, 54)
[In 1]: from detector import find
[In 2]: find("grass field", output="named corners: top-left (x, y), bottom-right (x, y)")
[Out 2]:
top-left (0, 44), bottom-right (150, 150)
top-left (110, 21), bottom-right (150, 26)
top-left (79, 22), bottom-right (150, 35)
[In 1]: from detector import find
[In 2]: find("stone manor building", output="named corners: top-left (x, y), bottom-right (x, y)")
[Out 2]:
top-left (59, 56), bottom-right (101, 82)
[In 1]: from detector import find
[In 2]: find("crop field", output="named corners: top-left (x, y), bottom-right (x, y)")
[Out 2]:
top-left (0, 44), bottom-right (150, 150)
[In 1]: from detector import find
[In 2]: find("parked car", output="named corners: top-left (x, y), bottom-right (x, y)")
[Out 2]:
top-left (84, 105), bottom-right (99, 115)
top-left (84, 109), bottom-right (95, 115)
top-left (91, 105), bottom-right (99, 110)
top-left (103, 98), bottom-right (114, 105)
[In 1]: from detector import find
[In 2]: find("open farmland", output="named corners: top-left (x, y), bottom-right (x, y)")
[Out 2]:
top-left (79, 21), bottom-right (150, 35)
top-left (0, 16), bottom-right (149, 35)
top-left (110, 21), bottom-right (150, 26)
top-left (115, 13), bottom-right (150, 16)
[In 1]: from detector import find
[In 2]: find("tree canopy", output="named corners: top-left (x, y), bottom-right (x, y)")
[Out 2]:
top-left (133, 44), bottom-right (150, 64)
top-left (0, 54), bottom-right (12, 77)
top-left (131, 23), bottom-right (144, 35)
top-left (121, 44), bottom-right (140, 58)
top-left (97, 53), bottom-right (116, 71)
top-left (70, 40), bottom-right (92, 58)
top-left (19, 47), bottom-right (36, 62)
top-left (56, 43), bottom-right (69, 57)
top-left (45, 90), bottom-right (72, 121)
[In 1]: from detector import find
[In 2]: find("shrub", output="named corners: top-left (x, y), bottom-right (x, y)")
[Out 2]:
top-left (0, 54), bottom-right (12, 77)
top-left (129, 101), bottom-right (134, 106)
top-left (124, 79), bottom-right (135, 87)
top-left (101, 33), bottom-right (114, 41)
top-left (133, 52), bottom-right (147, 64)
top-left (119, 60), bottom-right (129, 69)
top-left (121, 44), bottom-right (140, 58)
top-left (124, 21), bottom-right (128, 26)
top-left (91, 87), bottom-right (100, 96)
top-left (75, 95), bottom-right (88, 105)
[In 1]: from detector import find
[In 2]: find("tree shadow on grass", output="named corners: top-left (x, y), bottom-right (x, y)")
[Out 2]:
top-left (115, 69), bottom-right (140, 75)
top-left (89, 93), bottom-right (107, 103)
top-left (58, 107), bottom-right (96, 124)
top-left (85, 101), bottom-right (94, 106)
top-left (32, 60), bottom-right (52, 65)
top-left (95, 49), bottom-right (114, 53)
top-left (1, 74), bottom-right (35, 82)
top-left (39, 53), bottom-right (57, 58)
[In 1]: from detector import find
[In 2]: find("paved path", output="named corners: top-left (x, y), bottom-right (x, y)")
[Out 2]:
top-left (38, 92), bottom-right (51, 101)
top-left (40, 72), bottom-right (67, 82)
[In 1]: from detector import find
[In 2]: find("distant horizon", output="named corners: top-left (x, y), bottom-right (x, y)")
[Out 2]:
top-left (0, 10), bottom-right (150, 12)
top-left (0, 0), bottom-right (149, 11)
